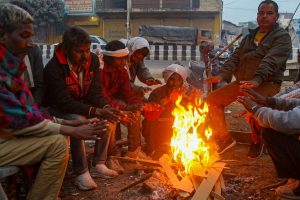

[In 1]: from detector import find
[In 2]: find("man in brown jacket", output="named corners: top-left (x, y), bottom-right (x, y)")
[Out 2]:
top-left (206, 0), bottom-right (292, 154)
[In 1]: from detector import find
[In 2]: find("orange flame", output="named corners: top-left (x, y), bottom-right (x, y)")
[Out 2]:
top-left (170, 95), bottom-right (216, 175)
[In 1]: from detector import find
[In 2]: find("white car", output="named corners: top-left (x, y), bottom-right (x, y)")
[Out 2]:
top-left (90, 35), bottom-right (107, 50)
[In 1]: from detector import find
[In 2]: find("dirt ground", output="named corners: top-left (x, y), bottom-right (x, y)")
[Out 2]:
top-left (60, 82), bottom-right (295, 200)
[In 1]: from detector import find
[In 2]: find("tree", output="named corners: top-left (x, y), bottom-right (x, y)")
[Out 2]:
top-left (23, 0), bottom-right (64, 26)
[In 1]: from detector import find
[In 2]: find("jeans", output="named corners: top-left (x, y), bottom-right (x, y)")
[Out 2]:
top-left (49, 108), bottom-right (116, 175)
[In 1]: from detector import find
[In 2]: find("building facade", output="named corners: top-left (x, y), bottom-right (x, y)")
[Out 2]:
top-left (95, 0), bottom-right (223, 46)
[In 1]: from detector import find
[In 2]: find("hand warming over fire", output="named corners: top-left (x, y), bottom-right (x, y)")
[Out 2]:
top-left (61, 117), bottom-right (100, 127)
top-left (145, 78), bottom-right (162, 86)
top-left (239, 80), bottom-right (259, 88)
top-left (95, 107), bottom-right (122, 123)
top-left (65, 119), bottom-right (109, 140)
top-left (118, 110), bottom-right (136, 124)
top-left (237, 96), bottom-right (261, 112)
top-left (124, 104), bottom-right (143, 112)
top-left (240, 88), bottom-right (267, 105)
top-left (138, 86), bottom-right (152, 95)
top-left (206, 75), bottom-right (223, 83)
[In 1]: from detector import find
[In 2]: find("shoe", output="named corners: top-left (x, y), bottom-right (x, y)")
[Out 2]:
top-left (217, 137), bottom-right (236, 154)
top-left (126, 146), bottom-right (153, 160)
top-left (107, 158), bottom-right (125, 174)
top-left (247, 142), bottom-right (264, 158)
top-left (94, 164), bottom-right (119, 179)
top-left (74, 171), bottom-right (97, 191)
top-left (275, 179), bottom-right (300, 199)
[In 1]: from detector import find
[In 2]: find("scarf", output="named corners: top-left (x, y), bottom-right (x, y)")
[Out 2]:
top-left (0, 44), bottom-right (51, 129)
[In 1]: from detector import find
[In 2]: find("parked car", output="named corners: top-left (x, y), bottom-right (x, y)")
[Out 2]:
top-left (90, 35), bottom-right (107, 50)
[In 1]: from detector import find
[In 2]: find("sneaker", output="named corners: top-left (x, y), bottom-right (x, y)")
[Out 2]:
top-left (94, 164), bottom-right (119, 179)
top-left (217, 137), bottom-right (236, 155)
top-left (275, 179), bottom-right (300, 199)
top-left (247, 142), bottom-right (264, 158)
top-left (107, 158), bottom-right (125, 174)
top-left (74, 171), bottom-right (97, 191)
top-left (126, 146), bottom-right (153, 160)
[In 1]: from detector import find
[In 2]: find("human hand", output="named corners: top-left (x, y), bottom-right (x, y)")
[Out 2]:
top-left (142, 103), bottom-right (161, 112)
top-left (118, 111), bottom-right (136, 124)
top-left (63, 120), bottom-right (109, 140)
top-left (95, 107), bottom-right (122, 123)
top-left (239, 80), bottom-right (259, 89)
top-left (145, 78), bottom-right (162, 86)
top-left (61, 118), bottom-right (100, 127)
top-left (139, 86), bottom-right (152, 95)
top-left (124, 104), bottom-right (143, 112)
top-left (239, 88), bottom-right (267, 105)
top-left (237, 96), bottom-right (259, 112)
top-left (206, 76), bottom-right (223, 83)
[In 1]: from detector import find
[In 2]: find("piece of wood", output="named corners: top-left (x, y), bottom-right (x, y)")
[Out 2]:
top-left (260, 179), bottom-right (287, 191)
top-left (119, 173), bottom-right (152, 192)
top-left (191, 162), bottom-right (226, 200)
top-left (110, 156), bottom-right (160, 166)
top-left (159, 154), bottom-right (194, 193)
top-left (190, 175), bottom-right (203, 189)
top-left (214, 178), bottom-right (221, 194)
top-left (210, 191), bottom-right (225, 200)
top-left (219, 175), bottom-right (225, 190)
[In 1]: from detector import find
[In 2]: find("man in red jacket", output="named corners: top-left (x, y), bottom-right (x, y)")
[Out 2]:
top-left (100, 40), bottom-right (150, 159)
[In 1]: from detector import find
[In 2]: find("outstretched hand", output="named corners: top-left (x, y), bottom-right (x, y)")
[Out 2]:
top-left (239, 88), bottom-right (267, 105)
top-left (95, 107), bottom-right (122, 123)
top-left (206, 76), bottom-right (223, 83)
top-left (239, 80), bottom-right (259, 89)
top-left (62, 117), bottom-right (100, 127)
top-left (62, 120), bottom-right (109, 140)
top-left (237, 96), bottom-right (258, 112)
top-left (145, 78), bottom-right (162, 86)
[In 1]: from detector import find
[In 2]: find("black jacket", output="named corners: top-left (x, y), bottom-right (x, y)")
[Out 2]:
top-left (44, 44), bottom-right (107, 116)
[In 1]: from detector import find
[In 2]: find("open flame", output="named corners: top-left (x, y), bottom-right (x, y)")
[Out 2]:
top-left (170, 95), bottom-right (217, 175)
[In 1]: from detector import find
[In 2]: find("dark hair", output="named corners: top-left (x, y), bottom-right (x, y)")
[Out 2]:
top-left (105, 40), bottom-right (126, 51)
top-left (62, 26), bottom-right (91, 51)
top-left (10, 1), bottom-right (34, 16)
top-left (103, 40), bottom-right (126, 65)
top-left (258, 0), bottom-right (279, 15)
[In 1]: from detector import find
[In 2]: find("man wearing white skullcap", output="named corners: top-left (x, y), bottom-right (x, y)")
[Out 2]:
top-left (142, 63), bottom-right (188, 154)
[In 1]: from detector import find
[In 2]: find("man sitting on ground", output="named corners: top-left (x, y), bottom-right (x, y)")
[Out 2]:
top-left (44, 26), bottom-right (125, 190)
top-left (238, 88), bottom-right (300, 199)
top-left (0, 4), bottom-right (107, 200)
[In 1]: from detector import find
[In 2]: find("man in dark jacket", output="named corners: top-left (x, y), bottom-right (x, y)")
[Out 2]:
top-left (206, 0), bottom-right (292, 154)
top-left (44, 26), bottom-right (123, 190)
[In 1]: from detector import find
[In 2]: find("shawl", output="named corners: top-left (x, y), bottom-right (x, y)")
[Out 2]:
top-left (0, 44), bottom-right (50, 129)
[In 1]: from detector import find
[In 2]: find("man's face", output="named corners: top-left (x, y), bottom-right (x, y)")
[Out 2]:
top-left (130, 49), bottom-right (147, 64)
top-left (68, 42), bottom-right (91, 68)
top-left (166, 73), bottom-right (183, 90)
top-left (110, 56), bottom-right (128, 71)
top-left (257, 3), bottom-right (278, 32)
top-left (0, 23), bottom-right (34, 59)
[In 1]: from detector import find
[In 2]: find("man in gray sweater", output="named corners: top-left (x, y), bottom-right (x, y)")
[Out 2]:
top-left (237, 88), bottom-right (300, 199)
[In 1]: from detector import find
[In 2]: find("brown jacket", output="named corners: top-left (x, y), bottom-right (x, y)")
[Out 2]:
top-left (219, 24), bottom-right (292, 85)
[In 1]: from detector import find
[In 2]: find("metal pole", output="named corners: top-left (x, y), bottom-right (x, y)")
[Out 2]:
top-left (126, 0), bottom-right (131, 39)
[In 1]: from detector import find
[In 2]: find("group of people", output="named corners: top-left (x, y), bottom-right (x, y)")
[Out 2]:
top-left (0, 0), bottom-right (300, 199)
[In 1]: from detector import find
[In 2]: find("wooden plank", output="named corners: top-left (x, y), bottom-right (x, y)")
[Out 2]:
top-left (211, 191), bottom-right (225, 200)
top-left (110, 156), bottom-right (160, 166)
top-left (213, 178), bottom-right (222, 200)
top-left (191, 162), bottom-right (226, 200)
top-left (219, 175), bottom-right (225, 190)
top-left (190, 175), bottom-right (203, 189)
top-left (159, 154), bottom-right (194, 193)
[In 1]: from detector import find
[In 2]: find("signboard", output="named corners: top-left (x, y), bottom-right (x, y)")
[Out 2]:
top-left (64, 0), bottom-right (94, 15)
